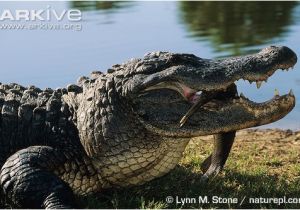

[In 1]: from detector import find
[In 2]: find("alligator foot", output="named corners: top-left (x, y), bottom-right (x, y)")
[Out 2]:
top-left (200, 131), bottom-right (235, 182)
top-left (0, 146), bottom-right (76, 209)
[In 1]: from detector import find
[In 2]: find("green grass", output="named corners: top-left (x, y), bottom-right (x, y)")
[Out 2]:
top-left (79, 132), bottom-right (300, 208)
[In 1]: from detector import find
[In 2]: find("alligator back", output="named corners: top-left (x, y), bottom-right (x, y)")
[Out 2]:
top-left (0, 83), bottom-right (77, 166)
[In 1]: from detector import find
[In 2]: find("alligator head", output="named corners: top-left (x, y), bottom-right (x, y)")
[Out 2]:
top-left (120, 46), bottom-right (297, 137)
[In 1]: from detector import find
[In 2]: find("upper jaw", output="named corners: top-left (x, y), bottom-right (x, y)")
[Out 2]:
top-left (139, 45), bottom-right (297, 93)
top-left (138, 46), bottom-right (297, 115)
top-left (238, 47), bottom-right (297, 86)
top-left (190, 45), bottom-right (297, 92)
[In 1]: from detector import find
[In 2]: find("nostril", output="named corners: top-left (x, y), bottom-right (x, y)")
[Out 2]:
top-left (261, 46), bottom-right (297, 65)
top-left (279, 46), bottom-right (297, 63)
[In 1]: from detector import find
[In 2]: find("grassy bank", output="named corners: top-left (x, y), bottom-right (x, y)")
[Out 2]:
top-left (81, 129), bottom-right (300, 208)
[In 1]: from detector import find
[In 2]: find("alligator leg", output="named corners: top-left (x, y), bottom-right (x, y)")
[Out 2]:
top-left (0, 146), bottom-right (76, 208)
top-left (200, 131), bottom-right (236, 181)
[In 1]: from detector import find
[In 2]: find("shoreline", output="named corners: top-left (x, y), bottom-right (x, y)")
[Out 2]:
top-left (237, 128), bottom-right (300, 142)
top-left (195, 128), bottom-right (300, 142)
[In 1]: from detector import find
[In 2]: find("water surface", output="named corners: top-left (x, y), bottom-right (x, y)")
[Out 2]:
top-left (0, 1), bottom-right (299, 129)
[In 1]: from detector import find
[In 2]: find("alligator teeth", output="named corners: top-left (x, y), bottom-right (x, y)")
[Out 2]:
top-left (256, 81), bottom-right (262, 89)
top-left (289, 89), bottom-right (294, 96)
top-left (274, 89), bottom-right (279, 96)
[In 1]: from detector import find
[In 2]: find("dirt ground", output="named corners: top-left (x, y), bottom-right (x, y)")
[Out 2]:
top-left (198, 128), bottom-right (300, 151)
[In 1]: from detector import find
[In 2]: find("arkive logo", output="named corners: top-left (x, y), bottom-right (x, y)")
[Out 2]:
top-left (0, 5), bottom-right (81, 21)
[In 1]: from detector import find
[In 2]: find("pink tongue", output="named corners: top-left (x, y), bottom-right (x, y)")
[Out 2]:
top-left (183, 89), bottom-right (201, 104)
top-left (180, 84), bottom-right (201, 104)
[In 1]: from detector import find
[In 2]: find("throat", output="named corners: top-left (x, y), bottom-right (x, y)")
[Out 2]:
top-left (97, 137), bottom-right (190, 187)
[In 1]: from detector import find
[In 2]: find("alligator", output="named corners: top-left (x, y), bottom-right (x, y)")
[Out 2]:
top-left (0, 46), bottom-right (297, 208)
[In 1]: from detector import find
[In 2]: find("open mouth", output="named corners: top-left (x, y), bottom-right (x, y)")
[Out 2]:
top-left (178, 82), bottom-right (295, 127)
top-left (131, 46), bottom-right (298, 136)
top-left (139, 47), bottom-right (297, 131)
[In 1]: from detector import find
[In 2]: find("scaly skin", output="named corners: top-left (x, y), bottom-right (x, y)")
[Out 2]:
top-left (0, 46), bottom-right (297, 208)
